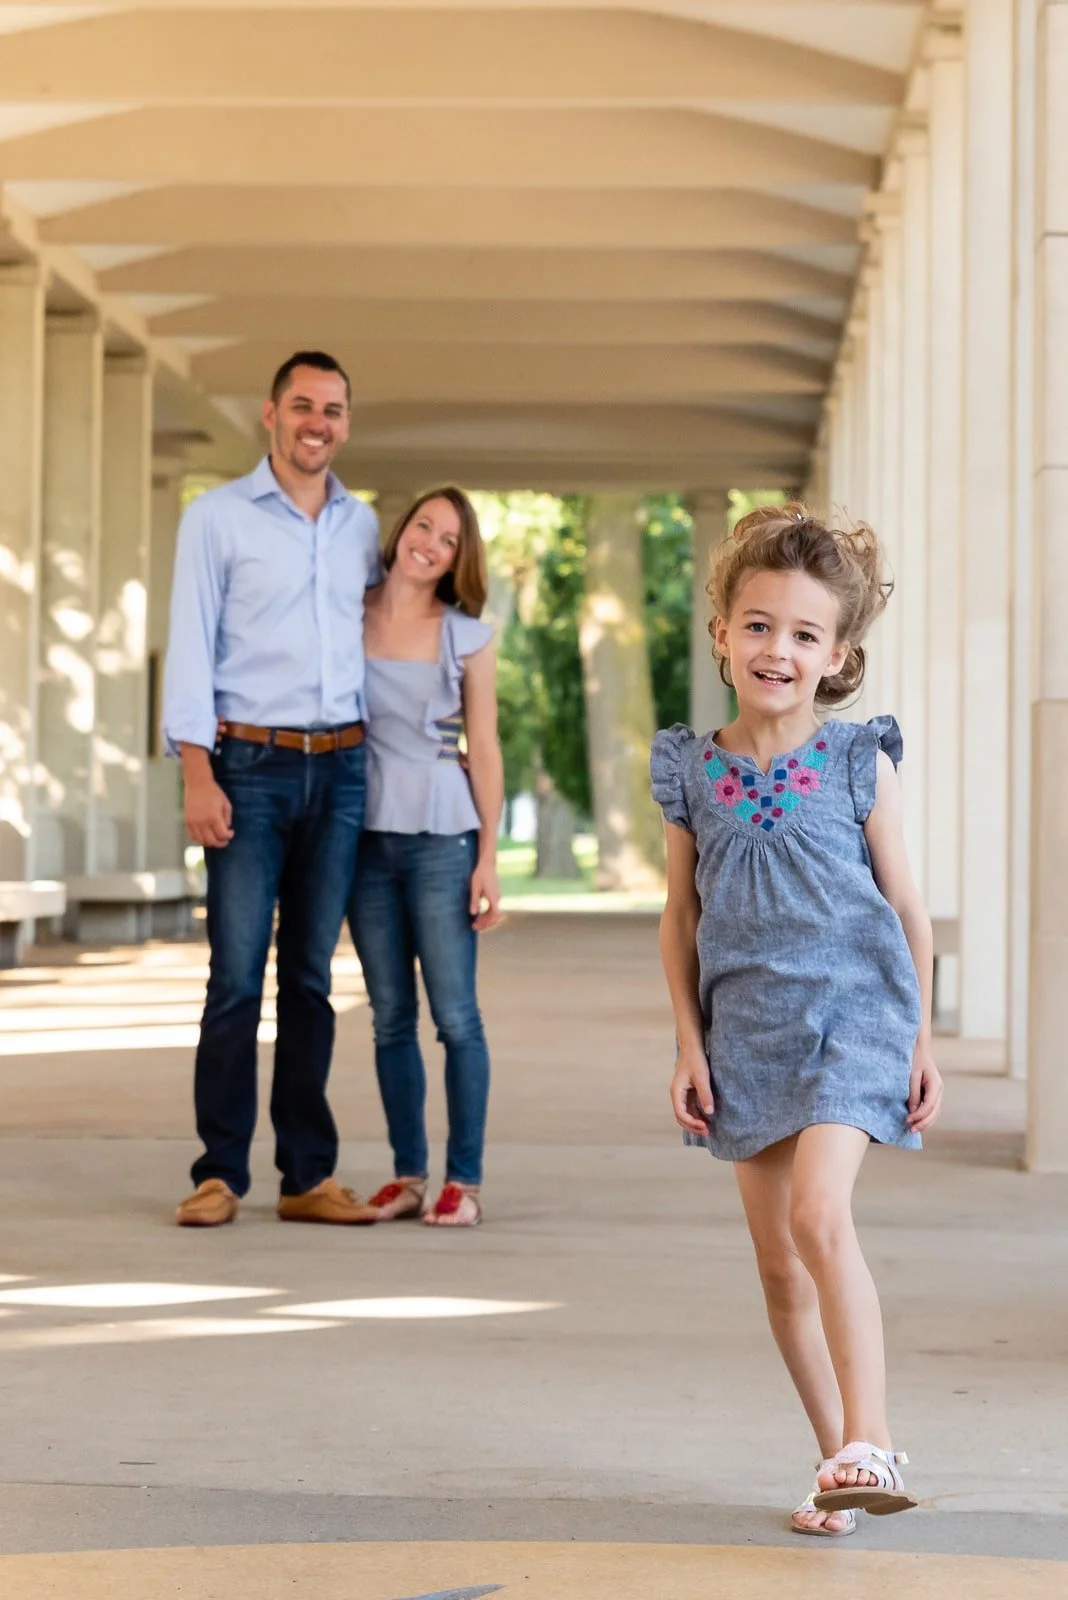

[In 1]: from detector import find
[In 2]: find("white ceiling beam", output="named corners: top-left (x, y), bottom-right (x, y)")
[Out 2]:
top-left (0, 11), bottom-right (902, 102)
top-left (96, 246), bottom-right (851, 303)
top-left (38, 185), bottom-right (858, 251)
top-left (0, 107), bottom-right (877, 187)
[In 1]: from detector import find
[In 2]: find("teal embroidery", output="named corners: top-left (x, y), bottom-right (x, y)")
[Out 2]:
top-left (703, 739), bottom-right (829, 832)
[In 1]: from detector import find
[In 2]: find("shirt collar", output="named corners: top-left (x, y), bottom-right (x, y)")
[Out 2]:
top-left (250, 455), bottom-right (350, 509)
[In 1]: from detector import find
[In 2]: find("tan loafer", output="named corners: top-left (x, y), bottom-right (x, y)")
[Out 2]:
top-left (176, 1178), bottom-right (239, 1228)
top-left (276, 1177), bottom-right (379, 1225)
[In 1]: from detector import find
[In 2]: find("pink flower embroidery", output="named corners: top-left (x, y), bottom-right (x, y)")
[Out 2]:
top-left (713, 774), bottom-right (746, 806)
top-left (788, 766), bottom-right (820, 795)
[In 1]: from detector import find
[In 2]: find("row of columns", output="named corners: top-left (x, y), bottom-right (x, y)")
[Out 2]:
top-left (814, 0), bottom-right (1068, 1167)
top-left (0, 269), bottom-right (186, 902)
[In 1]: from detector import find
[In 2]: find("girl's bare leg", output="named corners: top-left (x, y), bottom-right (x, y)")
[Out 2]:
top-left (734, 1136), bottom-right (850, 1532)
top-left (788, 1123), bottom-right (891, 1490)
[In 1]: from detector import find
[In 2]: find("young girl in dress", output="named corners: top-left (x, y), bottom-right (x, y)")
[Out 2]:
top-left (652, 503), bottom-right (943, 1537)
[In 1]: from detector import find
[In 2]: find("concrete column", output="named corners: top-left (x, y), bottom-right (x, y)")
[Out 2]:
top-left (958, 0), bottom-right (1014, 1042)
top-left (924, 23), bottom-right (966, 1007)
top-left (687, 490), bottom-right (731, 736)
top-left (579, 493), bottom-right (663, 892)
top-left (94, 354), bottom-right (153, 873)
top-left (872, 201), bottom-right (904, 723)
top-left (898, 119), bottom-right (932, 892)
top-left (0, 267), bottom-right (46, 884)
top-left (145, 459), bottom-right (186, 871)
top-left (1008, 0), bottom-right (1040, 1080)
top-left (1027, 0), bottom-right (1068, 1168)
top-left (374, 489), bottom-right (414, 544)
top-left (36, 311), bottom-right (103, 881)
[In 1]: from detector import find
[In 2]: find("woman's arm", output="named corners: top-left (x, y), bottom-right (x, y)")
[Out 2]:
top-left (864, 751), bottom-right (944, 1133)
top-left (660, 822), bottom-right (714, 1133)
top-left (461, 642), bottom-right (504, 931)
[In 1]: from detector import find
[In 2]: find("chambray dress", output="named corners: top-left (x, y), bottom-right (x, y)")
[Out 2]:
top-left (650, 716), bottom-right (922, 1161)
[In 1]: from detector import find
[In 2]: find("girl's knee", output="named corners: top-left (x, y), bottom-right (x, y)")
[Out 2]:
top-left (788, 1193), bottom-right (853, 1264)
top-left (754, 1243), bottom-right (811, 1314)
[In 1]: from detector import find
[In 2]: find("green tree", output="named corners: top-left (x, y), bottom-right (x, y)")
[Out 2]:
top-left (641, 493), bottom-right (693, 729)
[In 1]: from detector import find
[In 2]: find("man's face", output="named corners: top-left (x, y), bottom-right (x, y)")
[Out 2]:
top-left (262, 367), bottom-right (350, 478)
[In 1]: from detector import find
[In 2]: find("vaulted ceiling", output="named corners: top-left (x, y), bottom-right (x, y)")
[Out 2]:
top-left (0, 1), bottom-right (924, 491)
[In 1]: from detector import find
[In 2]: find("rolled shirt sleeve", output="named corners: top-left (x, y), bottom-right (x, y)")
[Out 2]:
top-left (162, 496), bottom-right (225, 757)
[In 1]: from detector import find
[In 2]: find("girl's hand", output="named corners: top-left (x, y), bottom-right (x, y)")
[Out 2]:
top-left (907, 1042), bottom-right (944, 1134)
top-left (671, 1047), bottom-right (714, 1134)
top-left (470, 857), bottom-right (503, 932)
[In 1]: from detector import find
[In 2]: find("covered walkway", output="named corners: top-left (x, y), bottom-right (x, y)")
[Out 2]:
top-left (0, 916), bottom-right (1066, 1590)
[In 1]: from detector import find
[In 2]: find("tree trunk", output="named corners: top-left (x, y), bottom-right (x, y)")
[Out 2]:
top-left (534, 767), bottom-right (580, 879)
top-left (578, 494), bottom-right (664, 892)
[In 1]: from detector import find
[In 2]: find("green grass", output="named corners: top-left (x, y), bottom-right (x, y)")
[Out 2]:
top-left (497, 833), bottom-right (598, 896)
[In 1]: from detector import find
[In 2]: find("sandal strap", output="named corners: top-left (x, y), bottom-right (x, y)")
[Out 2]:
top-left (831, 1441), bottom-right (908, 1491)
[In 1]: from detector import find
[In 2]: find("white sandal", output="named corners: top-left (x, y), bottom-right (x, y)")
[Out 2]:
top-left (792, 1462), bottom-right (857, 1537)
top-left (813, 1441), bottom-right (917, 1516)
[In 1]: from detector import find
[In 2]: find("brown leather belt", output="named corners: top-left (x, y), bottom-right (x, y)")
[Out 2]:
top-left (218, 720), bottom-right (365, 754)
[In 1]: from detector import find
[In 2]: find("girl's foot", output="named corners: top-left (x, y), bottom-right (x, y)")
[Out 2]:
top-left (423, 1182), bottom-right (482, 1227)
top-left (792, 1464), bottom-right (857, 1537)
top-left (366, 1178), bottom-right (427, 1221)
top-left (813, 1442), bottom-right (917, 1516)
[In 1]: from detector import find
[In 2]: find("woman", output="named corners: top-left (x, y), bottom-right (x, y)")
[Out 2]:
top-left (349, 487), bottom-right (503, 1227)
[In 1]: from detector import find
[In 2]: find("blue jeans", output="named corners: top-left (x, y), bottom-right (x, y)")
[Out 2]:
top-left (348, 830), bottom-right (490, 1187)
top-left (192, 737), bottom-right (366, 1197)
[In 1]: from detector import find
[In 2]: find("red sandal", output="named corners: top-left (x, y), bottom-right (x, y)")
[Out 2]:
top-left (366, 1178), bottom-right (427, 1221)
top-left (423, 1182), bottom-right (482, 1227)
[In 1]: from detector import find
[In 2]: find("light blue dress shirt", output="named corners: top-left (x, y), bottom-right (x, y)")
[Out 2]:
top-left (162, 457), bottom-right (382, 757)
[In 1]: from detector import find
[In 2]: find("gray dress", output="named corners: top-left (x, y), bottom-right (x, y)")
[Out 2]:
top-left (650, 716), bottom-right (922, 1161)
top-left (363, 606), bottom-right (493, 834)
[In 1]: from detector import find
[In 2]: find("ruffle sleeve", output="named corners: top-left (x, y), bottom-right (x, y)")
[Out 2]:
top-left (650, 724), bottom-right (696, 832)
top-left (848, 714), bottom-right (904, 823)
top-left (425, 605), bottom-right (495, 739)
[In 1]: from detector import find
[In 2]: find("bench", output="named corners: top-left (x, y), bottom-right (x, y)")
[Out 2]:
top-left (62, 870), bottom-right (202, 945)
top-left (0, 881), bottom-right (67, 967)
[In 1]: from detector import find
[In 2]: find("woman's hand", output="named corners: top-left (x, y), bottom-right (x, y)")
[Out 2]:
top-left (907, 1040), bottom-right (944, 1134)
top-left (671, 1045), bottom-right (714, 1134)
top-left (470, 856), bottom-right (503, 932)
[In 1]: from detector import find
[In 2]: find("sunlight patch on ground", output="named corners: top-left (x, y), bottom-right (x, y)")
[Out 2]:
top-left (270, 1297), bottom-right (562, 1321)
top-left (0, 1282), bottom-right (278, 1310)
top-left (0, 1316), bottom-right (343, 1351)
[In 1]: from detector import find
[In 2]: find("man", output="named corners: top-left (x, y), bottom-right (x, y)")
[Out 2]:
top-left (163, 351), bottom-right (381, 1226)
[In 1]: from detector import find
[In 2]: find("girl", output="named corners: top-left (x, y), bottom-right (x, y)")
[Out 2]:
top-left (651, 504), bottom-right (943, 1536)
top-left (348, 487), bottom-right (503, 1228)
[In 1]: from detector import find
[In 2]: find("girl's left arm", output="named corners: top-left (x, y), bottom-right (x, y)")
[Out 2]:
top-left (864, 751), bottom-right (944, 1134)
top-left (462, 642), bottom-right (505, 932)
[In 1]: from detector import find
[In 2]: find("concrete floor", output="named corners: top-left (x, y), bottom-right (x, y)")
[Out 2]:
top-left (0, 914), bottom-right (1066, 1596)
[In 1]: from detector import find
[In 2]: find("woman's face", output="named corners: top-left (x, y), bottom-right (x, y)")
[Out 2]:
top-left (395, 497), bottom-right (462, 587)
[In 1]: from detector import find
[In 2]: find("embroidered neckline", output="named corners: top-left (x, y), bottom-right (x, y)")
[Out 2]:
top-left (701, 731), bottom-right (831, 833)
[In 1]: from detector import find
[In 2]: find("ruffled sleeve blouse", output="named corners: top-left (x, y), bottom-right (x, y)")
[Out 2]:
top-left (363, 606), bottom-right (493, 836)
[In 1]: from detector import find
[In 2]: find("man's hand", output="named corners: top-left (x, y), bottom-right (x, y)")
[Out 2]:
top-left (184, 774), bottom-right (234, 849)
top-left (180, 744), bottom-right (234, 848)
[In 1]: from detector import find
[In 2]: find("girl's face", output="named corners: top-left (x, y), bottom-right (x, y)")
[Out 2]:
top-left (715, 567), bottom-right (849, 717)
top-left (395, 497), bottom-right (461, 587)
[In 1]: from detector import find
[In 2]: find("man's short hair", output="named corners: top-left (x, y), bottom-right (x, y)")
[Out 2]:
top-left (270, 351), bottom-right (351, 405)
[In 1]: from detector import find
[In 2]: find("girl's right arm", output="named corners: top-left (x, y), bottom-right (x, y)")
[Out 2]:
top-left (659, 822), bottom-right (714, 1133)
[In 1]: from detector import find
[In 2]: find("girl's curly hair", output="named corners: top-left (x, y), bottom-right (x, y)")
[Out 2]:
top-left (706, 502), bottom-right (892, 707)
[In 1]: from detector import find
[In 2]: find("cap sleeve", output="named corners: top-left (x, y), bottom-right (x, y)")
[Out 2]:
top-left (425, 606), bottom-right (494, 738)
top-left (848, 714), bottom-right (904, 823)
top-left (650, 724), bottom-right (696, 831)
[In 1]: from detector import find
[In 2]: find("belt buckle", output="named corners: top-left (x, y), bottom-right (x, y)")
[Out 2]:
top-left (302, 732), bottom-right (311, 755)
